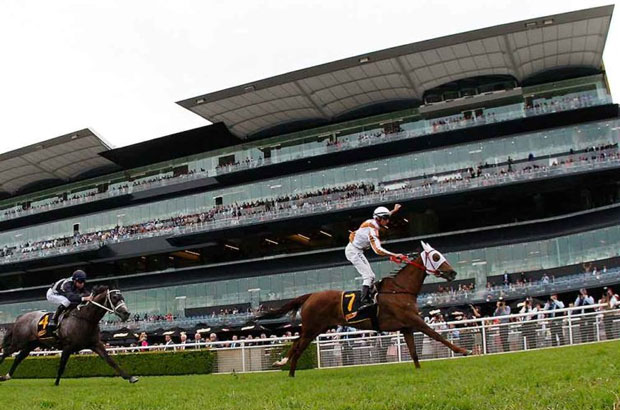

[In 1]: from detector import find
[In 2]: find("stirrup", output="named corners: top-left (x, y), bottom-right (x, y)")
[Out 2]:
top-left (359, 298), bottom-right (375, 310)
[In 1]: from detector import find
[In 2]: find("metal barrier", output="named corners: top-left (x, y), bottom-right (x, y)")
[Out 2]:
top-left (317, 303), bottom-right (619, 368)
top-left (20, 304), bottom-right (619, 374)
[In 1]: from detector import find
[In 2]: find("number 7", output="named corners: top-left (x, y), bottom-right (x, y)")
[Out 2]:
top-left (344, 293), bottom-right (356, 312)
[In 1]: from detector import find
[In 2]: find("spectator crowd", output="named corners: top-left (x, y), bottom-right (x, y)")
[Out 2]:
top-left (1, 90), bottom-right (605, 224)
top-left (2, 140), bottom-right (618, 264)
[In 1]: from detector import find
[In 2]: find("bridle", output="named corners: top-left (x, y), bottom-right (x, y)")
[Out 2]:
top-left (80, 289), bottom-right (127, 315)
top-left (390, 251), bottom-right (442, 276)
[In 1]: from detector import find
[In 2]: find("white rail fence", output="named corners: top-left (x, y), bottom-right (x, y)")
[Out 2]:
top-left (19, 304), bottom-right (620, 374)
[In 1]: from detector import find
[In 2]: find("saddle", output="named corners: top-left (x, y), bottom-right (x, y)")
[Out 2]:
top-left (36, 312), bottom-right (55, 340)
top-left (36, 309), bottom-right (70, 341)
top-left (340, 290), bottom-right (380, 331)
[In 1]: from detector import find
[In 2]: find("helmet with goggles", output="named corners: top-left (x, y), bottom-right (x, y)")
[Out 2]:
top-left (373, 206), bottom-right (390, 220)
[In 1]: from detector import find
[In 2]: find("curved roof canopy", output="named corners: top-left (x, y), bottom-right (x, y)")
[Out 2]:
top-left (0, 129), bottom-right (118, 197)
top-left (178, 5), bottom-right (614, 138)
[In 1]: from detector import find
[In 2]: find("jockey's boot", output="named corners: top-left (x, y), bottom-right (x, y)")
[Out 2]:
top-left (359, 285), bottom-right (375, 310)
top-left (48, 305), bottom-right (66, 335)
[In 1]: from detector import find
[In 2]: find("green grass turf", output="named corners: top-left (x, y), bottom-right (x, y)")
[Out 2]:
top-left (0, 342), bottom-right (619, 410)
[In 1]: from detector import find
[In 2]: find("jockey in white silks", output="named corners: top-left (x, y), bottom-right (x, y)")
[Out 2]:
top-left (345, 204), bottom-right (406, 309)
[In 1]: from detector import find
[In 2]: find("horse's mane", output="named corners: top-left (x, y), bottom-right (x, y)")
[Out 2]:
top-left (377, 252), bottom-right (419, 291)
top-left (386, 252), bottom-right (419, 278)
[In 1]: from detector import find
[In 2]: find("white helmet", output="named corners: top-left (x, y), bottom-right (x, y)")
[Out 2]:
top-left (373, 206), bottom-right (390, 219)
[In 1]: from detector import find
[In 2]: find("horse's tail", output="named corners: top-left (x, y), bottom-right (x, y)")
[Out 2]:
top-left (257, 294), bottom-right (312, 320)
top-left (1, 327), bottom-right (13, 354)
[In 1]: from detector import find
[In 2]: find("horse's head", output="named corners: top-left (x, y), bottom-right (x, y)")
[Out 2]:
top-left (92, 285), bottom-right (131, 322)
top-left (420, 241), bottom-right (456, 281)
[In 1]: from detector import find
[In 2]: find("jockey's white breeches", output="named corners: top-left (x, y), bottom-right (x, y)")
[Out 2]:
top-left (345, 242), bottom-right (375, 287)
top-left (46, 288), bottom-right (71, 307)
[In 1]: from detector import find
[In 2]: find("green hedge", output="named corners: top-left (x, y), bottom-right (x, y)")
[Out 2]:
top-left (0, 349), bottom-right (215, 379)
top-left (269, 342), bottom-right (317, 371)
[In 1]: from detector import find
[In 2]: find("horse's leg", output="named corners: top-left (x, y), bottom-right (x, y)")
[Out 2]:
top-left (413, 319), bottom-right (470, 356)
top-left (0, 347), bottom-right (32, 381)
top-left (55, 349), bottom-right (72, 386)
top-left (288, 334), bottom-right (315, 378)
top-left (92, 343), bottom-right (138, 384)
top-left (402, 330), bottom-right (420, 369)
top-left (273, 338), bottom-right (298, 367)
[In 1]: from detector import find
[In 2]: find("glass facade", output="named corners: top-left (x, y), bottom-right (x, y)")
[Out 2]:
top-left (2, 221), bottom-right (620, 323)
top-left (0, 118), bottom-right (617, 248)
top-left (0, 74), bottom-right (610, 220)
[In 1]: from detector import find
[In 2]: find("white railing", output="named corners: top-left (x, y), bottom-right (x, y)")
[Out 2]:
top-left (316, 303), bottom-right (619, 369)
top-left (22, 304), bottom-right (620, 374)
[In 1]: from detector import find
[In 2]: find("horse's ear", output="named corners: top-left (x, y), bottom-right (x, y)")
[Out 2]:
top-left (420, 241), bottom-right (431, 252)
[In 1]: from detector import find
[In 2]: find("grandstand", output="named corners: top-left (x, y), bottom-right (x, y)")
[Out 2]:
top-left (0, 5), bottom-right (618, 344)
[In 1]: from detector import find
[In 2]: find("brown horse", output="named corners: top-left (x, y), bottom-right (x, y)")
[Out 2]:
top-left (259, 241), bottom-right (471, 376)
top-left (0, 285), bottom-right (138, 385)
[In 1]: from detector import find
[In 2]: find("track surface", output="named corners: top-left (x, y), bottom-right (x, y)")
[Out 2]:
top-left (0, 342), bottom-right (619, 410)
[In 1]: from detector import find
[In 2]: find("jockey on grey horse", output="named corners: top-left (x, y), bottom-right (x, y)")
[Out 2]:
top-left (46, 270), bottom-right (93, 333)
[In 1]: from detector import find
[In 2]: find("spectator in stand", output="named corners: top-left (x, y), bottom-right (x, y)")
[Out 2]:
top-left (601, 287), bottom-right (619, 340)
top-left (544, 294), bottom-right (565, 346)
top-left (164, 334), bottom-right (175, 351)
top-left (208, 333), bottom-right (218, 348)
top-left (138, 332), bottom-right (148, 350)
top-left (493, 298), bottom-right (511, 352)
top-left (178, 332), bottom-right (187, 350)
top-left (519, 297), bottom-right (538, 350)
top-left (574, 288), bottom-right (595, 343)
top-left (194, 332), bottom-right (203, 349)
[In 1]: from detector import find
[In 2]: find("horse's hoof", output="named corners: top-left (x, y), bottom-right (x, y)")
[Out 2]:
top-left (129, 376), bottom-right (139, 384)
top-left (464, 349), bottom-right (472, 356)
top-left (0, 374), bottom-right (10, 382)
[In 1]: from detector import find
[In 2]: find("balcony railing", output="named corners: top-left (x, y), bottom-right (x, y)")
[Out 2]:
top-left (1, 91), bottom-right (612, 222)
top-left (2, 151), bottom-right (619, 265)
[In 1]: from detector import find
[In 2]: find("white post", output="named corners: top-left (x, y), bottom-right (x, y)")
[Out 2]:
top-left (481, 323), bottom-right (487, 355)
top-left (567, 314), bottom-right (573, 345)
top-left (449, 332), bottom-right (455, 358)
top-left (241, 341), bottom-right (246, 372)
top-left (596, 317), bottom-right (601, 341)
top-left (397, 331), bottom-right (402, 363)
top-left (316, 340), bottom-right (321, 369)
top-left (523, 336), bottom-right (527, 351)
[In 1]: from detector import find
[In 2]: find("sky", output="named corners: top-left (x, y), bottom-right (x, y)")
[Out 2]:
top-left (0, 0), bottom-right (617, 153)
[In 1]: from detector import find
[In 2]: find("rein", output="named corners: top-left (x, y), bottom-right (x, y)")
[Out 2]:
top-left (378, 253), bottom-right (440, 296)
top-left (78, 289), bottom-right (126, 315)
top-left (390, 254), bottom-right (439, 275)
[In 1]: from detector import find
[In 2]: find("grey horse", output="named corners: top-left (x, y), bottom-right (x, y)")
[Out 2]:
top-left (0, 285), bottom-right (139, 385)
